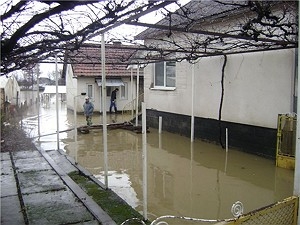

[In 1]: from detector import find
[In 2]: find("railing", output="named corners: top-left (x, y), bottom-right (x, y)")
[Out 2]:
top-left (122, 93), bottom-right (144, 122)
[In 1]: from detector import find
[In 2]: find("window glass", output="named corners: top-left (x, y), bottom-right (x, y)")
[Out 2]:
top-left (107, 86), bottom-right (113, 97)
top-left (154, 61), bottom-right (176, 88)
top-left (166, 62), bottom-right (176, 87)
top-left (121, 83), bottom-right (127, 99)
top-left (87, 84), bottom-right (93, 99)
top-left (155, 62), bottom-right (164, 87)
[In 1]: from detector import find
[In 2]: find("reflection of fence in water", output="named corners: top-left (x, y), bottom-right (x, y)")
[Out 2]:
top-left (276, 114), bottom-right (296, 169)
top-left (278, 114), bottom-right (296, 156)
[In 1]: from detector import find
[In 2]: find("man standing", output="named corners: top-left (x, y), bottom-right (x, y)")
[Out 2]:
top-left (83, 96), bottom-right (94, 126)
top-left (109, 88), bottom-right (119, 113)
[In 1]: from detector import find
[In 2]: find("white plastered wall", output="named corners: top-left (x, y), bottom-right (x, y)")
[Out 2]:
top-left (144, 48), bottom-right (295, 129)
top-left (66, 64), bottom-right (80, 111)
top-left (66, 64), bottom-right (138, 113)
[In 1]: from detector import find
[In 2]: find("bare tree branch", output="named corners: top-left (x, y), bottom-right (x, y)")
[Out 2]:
top-left (1, 0), bottom-right (297, 76)
top-left (1, 0), bottom-right (175, 75)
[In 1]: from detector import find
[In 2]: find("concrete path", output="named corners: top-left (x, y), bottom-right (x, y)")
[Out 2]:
top-left (1, 148), bottom-right (117, 225)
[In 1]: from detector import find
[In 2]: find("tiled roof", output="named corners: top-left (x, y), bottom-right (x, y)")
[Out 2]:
top-left (67, 43), bottom-right (143, 78)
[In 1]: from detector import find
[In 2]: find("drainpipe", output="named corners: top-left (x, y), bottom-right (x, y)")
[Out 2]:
top-left (101, 33), bottom-right (109, 189)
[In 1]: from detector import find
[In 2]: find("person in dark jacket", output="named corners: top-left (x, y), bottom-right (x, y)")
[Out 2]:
top-left (83, 96), bottom-right (94, 126)
top-left (109, 88), bottom-right (119, 113)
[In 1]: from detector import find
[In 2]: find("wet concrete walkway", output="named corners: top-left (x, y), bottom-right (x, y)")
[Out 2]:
top-left (1, 147), bottom-right (117, 225)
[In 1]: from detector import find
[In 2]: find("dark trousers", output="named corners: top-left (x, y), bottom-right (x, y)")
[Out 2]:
top-left (109, 101), bottom-right (117, 113)
top-left (86, 116), bottom-right (92, 126)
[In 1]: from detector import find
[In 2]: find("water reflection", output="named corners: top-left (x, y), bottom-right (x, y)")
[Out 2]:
top-left (22, 102), bottom-right (69, 150)
top-left (96, 170), bottom-right (139, 208)
top-left (22, 103), bottom-right (294, 221)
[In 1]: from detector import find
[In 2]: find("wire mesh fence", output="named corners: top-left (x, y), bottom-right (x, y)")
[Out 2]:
top-left (121, 196), bottom-right (299, 225)
top-left (228, 196), bottom-right (298, 225)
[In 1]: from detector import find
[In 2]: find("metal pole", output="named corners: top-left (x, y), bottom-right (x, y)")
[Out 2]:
top-left (135, 64), bottom-right (140, 126)
top-left (191, 63), bottom-right (195, 142)
top-left (142, 102), bottom-right (148, 221)
top-left (55, 55), bottom-right (60, 150)
top-left (159, 116), bottom-right (162, 134)
top-left (101, 33), bottom-right (108, 189)
top-left (294, 4), bottom-right (300, 223)
top-left (74, 96), bottom-right (78, 163)
top-left (225, 128), bottom-right (229, 173)
top-left (131, 67), bottom-right (134, 119)
top-left (37, 69), bottom-right (40, 137)
top-left (226, 128), bottom-right (228, 153)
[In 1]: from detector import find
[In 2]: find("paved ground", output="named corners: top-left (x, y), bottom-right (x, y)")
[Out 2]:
top-left (1, 147), bottom-right (117, 225)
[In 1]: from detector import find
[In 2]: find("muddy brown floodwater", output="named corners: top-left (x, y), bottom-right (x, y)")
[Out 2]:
top-left (22, 102), bottom-right (294, 222)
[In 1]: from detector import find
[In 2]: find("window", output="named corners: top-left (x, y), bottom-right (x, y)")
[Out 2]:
top-left (107, 86), bottom-right (126, 99)
top-left (87, 84), bottom-right (94, 99)
top-left (120, 83), bottom-right (127, 99)
top-left (107, 86), bottom-right (113, 97)
top-left (154, 61), bottom-right (176, 88)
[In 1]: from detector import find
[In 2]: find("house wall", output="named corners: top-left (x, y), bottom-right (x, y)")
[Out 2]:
top-left (66, 64), bottom-right (81, 111)
top-left (66, 65), bottom-right (139, 113)
top-left (88, 77), bottom-right (138, 113)
top-left (0, 76), bottom-right (21, 106)
top-left (143, 49), bottom-right (295, 158)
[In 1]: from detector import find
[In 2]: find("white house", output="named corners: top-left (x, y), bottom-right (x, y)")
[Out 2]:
top-left (134, 1), bottom-right (297, 158)
top-left (0, 75), bottom-right (20, 105)
top-left (65, 43), bottom-right (143, 115)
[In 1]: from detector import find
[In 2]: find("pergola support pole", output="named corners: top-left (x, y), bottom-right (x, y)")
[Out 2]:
top-left (55, 54), bottom-right (60, 151)
top-left (101, 33), bottom-right (108, 189)
top-left (294, 3), bottom-right (300, 222)
top-left (191, 63), bottom-right (195, 142)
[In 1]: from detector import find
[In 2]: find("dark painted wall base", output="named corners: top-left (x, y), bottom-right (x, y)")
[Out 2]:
top-left (146, 109), bottom-right (277, 159)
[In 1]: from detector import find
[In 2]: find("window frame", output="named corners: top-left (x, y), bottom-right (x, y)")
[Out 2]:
top-left (120, 83), bottom-right (128, 100)
top-left (107, 85), bottom-right (126, 99)
top-left (153, 61), bottom-right (176, 90)
top-left (86, 84), bottom-right (94, 100)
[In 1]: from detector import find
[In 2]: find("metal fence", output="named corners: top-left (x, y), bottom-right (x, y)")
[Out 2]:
top-left (121, 196), bottom-right (299, 225)
top-left (225, 196), bottom-right (298, 225)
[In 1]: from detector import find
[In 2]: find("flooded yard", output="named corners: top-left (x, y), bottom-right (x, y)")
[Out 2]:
top-left (22, 102), bottom-right (294, 222)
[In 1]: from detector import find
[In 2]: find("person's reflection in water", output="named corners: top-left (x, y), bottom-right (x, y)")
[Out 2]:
top-left (110, 113), bottom-right (118, 123)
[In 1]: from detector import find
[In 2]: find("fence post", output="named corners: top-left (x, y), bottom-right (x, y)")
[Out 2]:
top-left (159, 116), bottom-right (162, 134)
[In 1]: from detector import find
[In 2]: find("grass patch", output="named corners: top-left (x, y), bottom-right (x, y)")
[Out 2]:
top-left (68, 171), bottom-right (149, 225)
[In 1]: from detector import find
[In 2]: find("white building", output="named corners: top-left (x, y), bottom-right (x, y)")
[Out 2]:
top-left (0, 75), bottom-right (20, 106)
top-left (134, 1), bottom-right (297, 158)
top-left (64, 43), bottom-right (143, 114)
